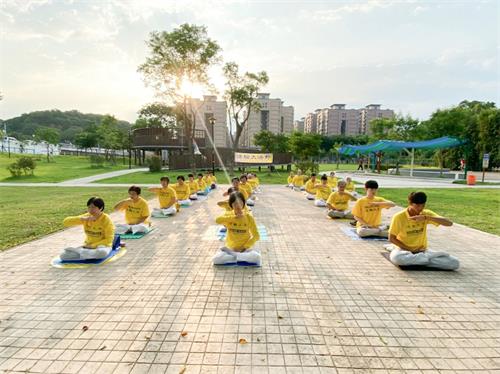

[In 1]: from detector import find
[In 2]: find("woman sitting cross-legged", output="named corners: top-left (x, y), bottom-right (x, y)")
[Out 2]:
top-left (60, 197), bottom-right (115, 261)
top-left (213, 192), bottom-right (261, 266)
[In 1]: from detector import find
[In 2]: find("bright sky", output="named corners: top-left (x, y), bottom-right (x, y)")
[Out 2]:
top-left (0, 0), bottom-right (498, 123)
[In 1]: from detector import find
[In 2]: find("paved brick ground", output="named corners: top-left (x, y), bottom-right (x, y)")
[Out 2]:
top-left (1, 186), bottom-right (499, 374)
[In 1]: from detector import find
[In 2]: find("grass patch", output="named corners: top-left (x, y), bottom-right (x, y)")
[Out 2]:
top-left (378, 188), bottom-right (500, 236)
top-left (0, 187), bottom-right (154, 251)
top-left (0, 154), bottom-right (132, 183)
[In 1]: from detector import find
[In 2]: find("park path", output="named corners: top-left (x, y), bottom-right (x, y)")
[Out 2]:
top-left (1, 185), bottom-right (499, 373)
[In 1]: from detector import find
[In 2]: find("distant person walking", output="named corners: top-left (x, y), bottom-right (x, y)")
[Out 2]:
top-left (357, 156), bottom-right (364, 171)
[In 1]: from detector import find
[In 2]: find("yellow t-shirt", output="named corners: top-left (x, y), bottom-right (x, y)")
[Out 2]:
top-left (215, 212), bottom-right (260, 250)
top-left (351, 196), bottom-right (388, 227)
top-left (327, 191), bottom-right (355, 211)
top-left (248, 179), bottom-right (258, 189)
top-left (389, 209), bottom-right (441, 252)
top-left (203, 176), bottom-right (211, 185)
top-left (239, 182), bottom-right (253, 198)
top-left (155, 186), bottom-right (177, 208)
top-left (328, 176), bottom-right (338, 189)
top-left (345, 181), bottom-right (355, 192)
top-left (173, 183), bottom-right (190, 201)
top-left (305, 179), bottom-right (318, 194)
top-left (315, 184), bottom-right (331, 200)
top-left (211, 175), bottom-right (218, 184)
top-left (188, 180), bottom-right (199, 193)
top-left (197, 179), bottom-right (207, 191)
top-left (63, 213), bottom-right (115, 248)
top-left (287, 175), bottom-right (294, 184)
top-left (119, 197), bottom-right (150, 225)
top-left (292, 175), bottom-right (305, 187)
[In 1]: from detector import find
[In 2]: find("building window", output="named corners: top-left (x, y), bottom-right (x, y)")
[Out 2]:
top-left (280, 116), bottom-right (284, 133)
top-left (261, 110), bottom-right (269, 131)
top-left (204, 113), bottom-right (214, 138)
top-left (341, 120), bottom-right (346, 135)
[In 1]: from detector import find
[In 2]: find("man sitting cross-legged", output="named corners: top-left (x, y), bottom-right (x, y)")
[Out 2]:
top-left (351, 180), bottom-right (395, 238)
top-left (387, 191), bottom-right (459, 270)
top-left (173, 175), bottom-right (192, 207)
top-left (114, 185), bottom-right (151, 234)
top-left (314, 175), bottom-right (331, 207)
top-left (60, 197), bottom-right (115, 261)
top-left (148, 176), bottom-right (178, 217)
top-left (327, 180), bottom-right (357, 218)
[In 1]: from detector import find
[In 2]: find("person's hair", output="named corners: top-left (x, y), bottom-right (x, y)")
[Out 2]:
top-left (228, 191), bottom-right (246, 208)
top-left (197, 173), bottom-right (203, 177)
top-left (188, 173), bottom-right (194, 178)
top-left (311, 173), bottom-right (316, 177)
top-left (365, 180), bottom-right (378, 189)
top-left (321, 175), bottom-right (327, 181)
top-left (346, 176), bottom-right (352, 181)
top-left (409, 191), bottom-right (427, 204)
top-left (337, 180), bottom-right (346, 187)
top-left (240, 174), bottom-right (247, 181)
top-left (231, 177), bottom-right (240, 183)
top-left (128, 185), bottom-right (141, 195)
top-left (177, 175), bottom-right (185, 181)
top-left (87, 197), bottom-right (105, 211)
top-left (160, 176), bottom-right (170, 183)
top-left (330, 171), bottom-right (335, 175)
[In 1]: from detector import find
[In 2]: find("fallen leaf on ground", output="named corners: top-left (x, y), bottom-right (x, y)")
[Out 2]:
top-left (82, 326), bottom-right (88, 332)
top-left (179, 367), bottom-right (186, 374)
top-left (239, 338), bottom-right (247, 344)
top-left (99, 345), bottom-right (106, 350)
top-left (379, 336), bottom-right (388, 345)
top-left (180, 331), bottom-right (188, 337)
top-left (277, 315), bottom-right (283, 319)
top-left (417, 306), bottom-right (425, 314)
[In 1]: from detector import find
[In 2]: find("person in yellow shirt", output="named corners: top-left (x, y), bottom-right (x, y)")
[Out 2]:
top-left (60, 197), bottom-right (115, 260)
top-left (213, 191), bottom-right (261, 265)
top-left (304, 173), bottom-right (318, 200)
top-left (314, 175), bottom-right (331, 207)
top-left (328, 171), bottom-right (338, 191)
top-left (196, 173), bottom-right (209, 195)
top-left (173, 175), bottom-right (192, 206)
top-left (287, 172), bottom-right (295, 188)
top-left (292, 170), bottom-right (306, 191)
top-left (327, 180), bottom-right (357, 218)
top-left (387, 191), bottom-right (459, 270)
top-left (247, 173), bottom-right (259, 193)
top-left (114, 186), bottom-right (151, 234)
top-left (351, 180), bottom-right (395, 238)
top-left (345, 176), bottom-right (360, 198)
top-left (208, 171), bottom-right (217, 189)
top-left (239, 174), bottom-right (255, 206)
top-left (148, 177), bottom-right (178, 217)
top-left (187, 174), bottom-right (199, 200)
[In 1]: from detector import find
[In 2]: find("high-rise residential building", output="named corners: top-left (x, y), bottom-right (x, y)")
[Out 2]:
top-left (304, 110), bottom-right (320, 133)
top-left (302, 104), bottom-right (394, 135)
top-left (240, 93), bottom-right (294, 148)
top-left (187, 95), bottom-right (228, 147)
top-left (294, 118), bottom-right (305, 132)
top-left (360, 104), bottom-right (395, 134)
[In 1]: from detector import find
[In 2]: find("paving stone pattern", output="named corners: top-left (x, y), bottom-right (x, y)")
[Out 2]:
top-left (0, 186), bottom-right (499, 373)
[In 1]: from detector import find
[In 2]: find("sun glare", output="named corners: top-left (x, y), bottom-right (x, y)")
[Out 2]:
top-left (179, 78), bottom-right (205, 98)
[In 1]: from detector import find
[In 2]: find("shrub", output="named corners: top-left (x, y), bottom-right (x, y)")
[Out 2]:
top-left (7, 157), bottom-right (36, 177)
top-left (148, 156), bottom-right (162, 172)
top-left (294, 160), bottom-right (319, 175)
top-left (89, 154), bottom-right (105, 167)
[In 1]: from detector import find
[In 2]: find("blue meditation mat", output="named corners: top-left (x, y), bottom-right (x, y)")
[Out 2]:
top-left (340, 226), bottom-right (388, 241)
top-left (217, 261), bottom-right (261, 267)
top-left (51, 235), bottom-right (126, 268)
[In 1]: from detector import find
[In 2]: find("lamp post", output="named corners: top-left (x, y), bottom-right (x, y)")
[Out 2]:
top-left (209, 117), bottom-right (216, 174)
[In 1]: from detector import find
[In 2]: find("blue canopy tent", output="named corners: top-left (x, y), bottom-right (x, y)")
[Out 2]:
top-left (338, 136), bottom-right (465, 177)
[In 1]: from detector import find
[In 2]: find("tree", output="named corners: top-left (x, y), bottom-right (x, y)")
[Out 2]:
top-left (34, 127), bottom-right (60, 162)
top-left (370, 114), bottom-right (423, 141)
top-left (288, 132), bottom-right (322, 174)
top-left (134, 102), bottom-right (178, 129)
top-left (96, 115), bottom-right (121, 163)
top-left (138, 23), bottom-right (221, 172)
top-left (253, 131), bottom-right (275, 152)
top-left (74, 126), bottom-right (99, 151)
top-left (224, 62), bottom-right (269, 173)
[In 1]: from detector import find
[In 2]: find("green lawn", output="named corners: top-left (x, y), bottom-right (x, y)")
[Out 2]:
top-left (0, 154), bottom-right (132, 183)
top-left (0, 187), bottom-right (154, 251)
top-left (378, 188), bottom-right (500, 236)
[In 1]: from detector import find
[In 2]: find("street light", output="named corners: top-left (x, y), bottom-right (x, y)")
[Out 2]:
top-left (209, 117), bottom-right (216, 174)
